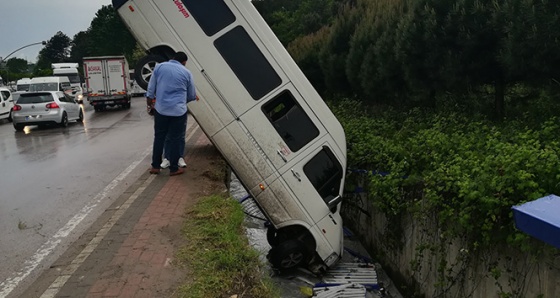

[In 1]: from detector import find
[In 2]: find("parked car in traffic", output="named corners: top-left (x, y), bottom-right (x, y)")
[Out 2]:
top-left (12, 91), bottom-right (83, 131)
top-left (0, 87), bottom-right (15, 122)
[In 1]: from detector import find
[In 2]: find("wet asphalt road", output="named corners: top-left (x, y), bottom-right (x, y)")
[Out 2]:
top-left (0, 97), bottom-right (154, 297)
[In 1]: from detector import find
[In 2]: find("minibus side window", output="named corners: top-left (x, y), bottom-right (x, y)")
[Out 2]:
top-left (214, 26), bottom-right (282, 100)
top-left (182, 0), bottom-right (236, 36)
top-left (262, 91), bottom-right (319, 152)
top-left (112, 0), bottom-right (128, 10)
top-left (303, 147), bottom-right (343, 205)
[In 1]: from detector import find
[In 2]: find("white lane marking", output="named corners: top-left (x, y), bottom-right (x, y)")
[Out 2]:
top-left (0, 147), bottom-right (151, 298)
top-left (39, 174), bottom-right (157, 298)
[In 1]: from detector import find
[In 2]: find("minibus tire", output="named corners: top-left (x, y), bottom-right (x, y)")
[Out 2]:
top-left (134, 54), bottom-right (167, 90)
top-left (266, 227), bottom-right (280, 247)
top-left (268, 240), bottom-right (309, 270)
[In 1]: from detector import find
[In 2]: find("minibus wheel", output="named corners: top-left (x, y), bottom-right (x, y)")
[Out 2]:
top-left (135, 55), bottom-right (167, 90)
top-left (267, 240), bottom-right (310, 270)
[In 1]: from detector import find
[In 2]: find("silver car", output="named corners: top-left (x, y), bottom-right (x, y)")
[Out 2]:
top-left (12, 91), bottom-right (83, 131)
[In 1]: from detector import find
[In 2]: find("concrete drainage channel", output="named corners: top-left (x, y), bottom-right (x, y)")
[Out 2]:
top-left (228, 173), bottom-right (403, 298)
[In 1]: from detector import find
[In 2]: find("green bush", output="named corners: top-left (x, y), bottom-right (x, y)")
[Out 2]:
top-left (330, 98), bottom-right (560, 252)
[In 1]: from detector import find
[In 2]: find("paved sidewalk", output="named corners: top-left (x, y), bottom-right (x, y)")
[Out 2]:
top-left (21, 124), bottom-right (227, 298)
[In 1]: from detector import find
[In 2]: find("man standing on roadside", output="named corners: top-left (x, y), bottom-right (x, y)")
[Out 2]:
top-left (146, 51), bottom-right (197, 176)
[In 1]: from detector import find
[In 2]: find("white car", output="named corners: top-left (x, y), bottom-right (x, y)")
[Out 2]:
top-left (0, 87), bottom-right (15, 122)
top-left (12, 91), bottom-right (83, 131)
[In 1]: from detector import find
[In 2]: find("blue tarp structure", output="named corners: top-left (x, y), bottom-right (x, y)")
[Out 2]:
top-left (512, 195), bottom-right (560, 249)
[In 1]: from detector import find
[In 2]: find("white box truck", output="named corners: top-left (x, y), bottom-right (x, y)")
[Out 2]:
top-left (83, 56), bottom-right (131, 111)
top-left (112, 0), bottom-right (347, 273)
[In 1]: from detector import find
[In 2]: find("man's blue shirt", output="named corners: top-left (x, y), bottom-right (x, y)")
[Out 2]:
top-left (145, 60), bottom-right (196, 117)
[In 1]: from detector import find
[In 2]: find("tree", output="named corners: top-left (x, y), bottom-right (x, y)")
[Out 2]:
top-left (87, 5), bottom-right (137, 59)
top-left (318, 3), bottom-right (361, 96)
top-left (70, 31), bottom-right (92, 63)
top-left (253, 0), bottom-right (337, 45)
top-left (317, 0), bottom-right (560, 118)
top-left (287, 27), bottom-right (331, 92)
top-left (35, 31), bottom-right (71, 73)
top-left (6, 58), bottom-right (29, 74)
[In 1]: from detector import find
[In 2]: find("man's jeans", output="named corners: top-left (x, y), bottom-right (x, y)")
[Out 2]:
top-left (151, 111), bottom-right (187, 172)
top-left (164, 117), bottom-right (187, 160)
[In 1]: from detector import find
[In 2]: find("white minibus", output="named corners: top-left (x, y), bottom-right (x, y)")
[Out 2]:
top-left (113, 0), bottom-right (347, 273)
top-left (28, 76), bottom-right (72, 94)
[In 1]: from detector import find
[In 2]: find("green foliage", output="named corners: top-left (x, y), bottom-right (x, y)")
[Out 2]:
top-left (499, 0), bottom-right (560, 82)
top-left (35, 31), bottom-right (71, 73)
top-left (177, 195), bottom-right (279, 298)
top-left (331, 98), bottom-right (560, 253)
top-left (70, 31), bottom-right (92, 63)
top-left (254, 0), bottom-right (337, 45)
top-left (332, 97), bottom-right (560, 295)
top-left (87, 5), bottom-right (137, 59)
top-left (129, 44), bottom-right (148, 69)
top-left (6, 58), bottom-right (29, 73)
top-left (318, 3), bottom-right (361, 95)
top-left (287, 27), bottom-right (331, 92)
top-left (282, 0), bottom-right (560, 118)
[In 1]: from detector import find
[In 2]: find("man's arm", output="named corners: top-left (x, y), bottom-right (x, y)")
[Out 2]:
top-left (144, 65), bottom-right (159, 99)
top-left (186, 71), bottom-right (197, 103)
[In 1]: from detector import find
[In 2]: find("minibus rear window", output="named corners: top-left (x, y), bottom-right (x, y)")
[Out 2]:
top-left (215, 26), bottom-right (282, 100)
top-left (182, 0), bottom-right (236, 36)
top-left (262, 91), bottom-right (319, 152)
top-left (304, 147), bottom-right (343, 204)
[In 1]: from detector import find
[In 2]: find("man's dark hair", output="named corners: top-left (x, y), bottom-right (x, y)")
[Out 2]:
top-left (173, 52), bottom-right (188, 63)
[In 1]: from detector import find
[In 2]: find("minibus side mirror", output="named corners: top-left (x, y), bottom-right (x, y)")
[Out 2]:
top-left (327, 195), bottom-right (342, 212)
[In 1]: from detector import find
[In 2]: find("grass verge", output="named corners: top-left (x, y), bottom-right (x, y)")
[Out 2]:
top-left (176, 194), bottom-right (279, 298)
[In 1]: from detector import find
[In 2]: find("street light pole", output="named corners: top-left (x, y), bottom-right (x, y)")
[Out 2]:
top-left (0, 41), bottom-right (47, 64)
top-left (0, 40), bottom-right (46, 87)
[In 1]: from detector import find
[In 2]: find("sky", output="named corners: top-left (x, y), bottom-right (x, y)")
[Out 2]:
top-left (0, 0), bottom-right (112, 64)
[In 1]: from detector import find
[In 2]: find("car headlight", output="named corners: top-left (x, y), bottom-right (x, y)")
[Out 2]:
top-left (78, 95), bottom-right (83, 99)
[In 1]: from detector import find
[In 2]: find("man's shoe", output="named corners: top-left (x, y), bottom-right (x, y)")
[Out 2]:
top-left (169, 168), bottom-right (184, 176)
top-left (178, 157), bottom-right (187, 168)
top-left (160, 158), bottom-right (170, 169)
top-left (149, 168), bottom-right (161, 174)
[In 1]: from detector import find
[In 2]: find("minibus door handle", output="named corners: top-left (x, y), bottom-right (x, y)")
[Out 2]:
top-left (291, 169), bottom-right (301, 182)
top-left (277, 150), bottom-right (287, 162)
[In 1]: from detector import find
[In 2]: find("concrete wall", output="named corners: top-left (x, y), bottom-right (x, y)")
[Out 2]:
top-left (341, 193), bottom-right (560, 298)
